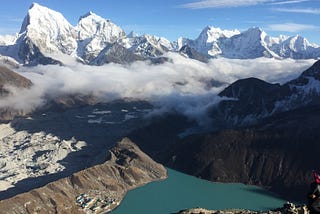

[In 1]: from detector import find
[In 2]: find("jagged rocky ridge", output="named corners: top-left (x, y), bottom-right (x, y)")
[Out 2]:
top-left (127, 60), bottom-right (320, 202)
top-left (0, 138), bottom-right (167, 213)
top-left (210, 60), bottom-right (320, 127)
top-left (0, 3), bottom-right (319, 66)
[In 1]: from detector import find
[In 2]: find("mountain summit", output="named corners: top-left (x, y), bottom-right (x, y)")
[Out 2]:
top-left (76, 11), bottom-right (126, 62)
top-left (19, 3), bottom-right (77, 55)
top-left (0, 3), bottom-right (319, 66)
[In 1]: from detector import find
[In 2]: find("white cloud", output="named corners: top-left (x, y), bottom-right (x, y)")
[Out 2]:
top-left (8, 18), bottom-right (23, 23)
top-left (267, 22), bottom-right (319, 32)
top-left (0, 53), bottom-right (315, 122)
top-left (181, 0), bottom-right (271, 9)
top-left (180, 0), bottom-right (309, 9)
top-left (273, 8), bottom-right (320, 14)
top-left (270, 0), bottom-right (310, 5)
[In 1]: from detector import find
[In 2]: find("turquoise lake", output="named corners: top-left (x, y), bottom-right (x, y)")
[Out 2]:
top-left (112, 168), bottom-right (286, 214)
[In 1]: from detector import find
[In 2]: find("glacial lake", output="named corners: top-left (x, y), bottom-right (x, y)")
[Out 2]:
top-left (112, 168), bottom-right (286, 214)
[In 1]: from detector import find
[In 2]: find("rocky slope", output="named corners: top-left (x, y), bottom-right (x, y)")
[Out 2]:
top-left (0, 65), bottom-right (32, 95)
top-left (0, 65), bottom-right (32, 121)
top-left (130, 106), bottom-right (320, 201)
top-left (177, 203), bottom-right (309, 214)
top-left (166, 105), bottom-right (320, 201)
top-left (210, 60), bottom-right (320, 127)
top-left (0, 138), bottom-right (167, 213)
top-left (126, 61), bottom-right (320, 202)
top-left (179, 45), bottom-right (209, 63)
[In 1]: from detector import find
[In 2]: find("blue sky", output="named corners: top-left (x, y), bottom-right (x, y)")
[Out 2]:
top-left (0, 0), bottom-right (319, 44)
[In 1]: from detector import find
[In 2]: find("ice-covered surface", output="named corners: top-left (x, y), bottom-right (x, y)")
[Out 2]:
top-left (0, 138), bottom-right (167, 213)
top-left (0, 101), bottom-right (153, 197)
top-left (0, 123), bottom-right (86, 191)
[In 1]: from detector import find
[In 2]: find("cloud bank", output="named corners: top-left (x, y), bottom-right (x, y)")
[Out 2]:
top-left (0, 53), bottom-right (315, 122)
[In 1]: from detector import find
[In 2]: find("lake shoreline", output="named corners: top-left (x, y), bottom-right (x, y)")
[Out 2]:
top-left (112, 168), bottom-right (287, 214)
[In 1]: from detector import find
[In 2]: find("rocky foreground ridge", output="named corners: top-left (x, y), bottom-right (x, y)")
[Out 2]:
top-left (0, 138), bottom-right (167, 213)
top-left (177, 203), bottom-right (309, 214)
top-left (0, 65), bottom-right (32, 121)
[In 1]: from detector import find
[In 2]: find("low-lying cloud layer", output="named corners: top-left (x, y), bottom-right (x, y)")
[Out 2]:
top-left (0, 53), bottom-right (315, 122)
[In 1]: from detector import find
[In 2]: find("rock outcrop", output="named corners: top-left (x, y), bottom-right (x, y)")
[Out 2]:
top-left (0, 65), bottom-right (32, 96)
top-left (177, 203), bottom-right (309, 214)
top-left (0, 65), bottom-right (32, 121)
top-left (0, 138), bottom-right (167, 213)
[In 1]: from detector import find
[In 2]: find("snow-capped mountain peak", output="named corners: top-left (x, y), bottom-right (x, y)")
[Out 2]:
top-left (219, 26), bottom-right (278, 59)
top-left (197, 26), bottom-right (240, 43)
top-left (178, 26), bottom-right (241, 57)
top-left (240, 27), bottom-right (269, 47)
top-left (20, 3), bottom-right (74, 35)
top-left (287, 35), bottom-right (310, 51)
top-left (76, 11), bottom-right (126, 62)
top-left (77, 12), bottom-right (125, 42)
top-left (79, 11), bottom-right (96, 21)
top-left (19, 2), bottom-right (77, 55)
top-left (243, 27), bottom-right (265, 38)
top-left (267, 34), bottom-right (320, 59)
top-left (143, 34), bottom-right (172, 50)
top-left (127, 31), bottom-right (139, 38)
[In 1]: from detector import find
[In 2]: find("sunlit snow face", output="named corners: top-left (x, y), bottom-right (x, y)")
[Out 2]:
top-left (0, 52), bottom-right (315, 122)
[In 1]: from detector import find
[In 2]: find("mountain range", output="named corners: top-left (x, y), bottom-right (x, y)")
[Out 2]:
top-left (0, 3), bottom-right (319, 66)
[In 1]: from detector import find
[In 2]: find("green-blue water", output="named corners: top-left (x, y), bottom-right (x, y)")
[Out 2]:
top-left (112, 168), bottom-right (286, 214)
